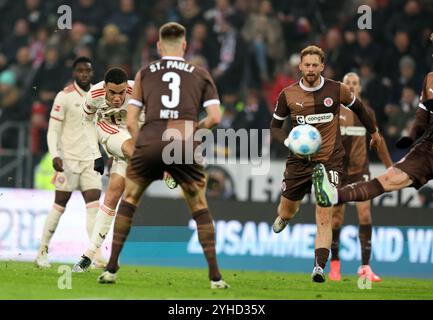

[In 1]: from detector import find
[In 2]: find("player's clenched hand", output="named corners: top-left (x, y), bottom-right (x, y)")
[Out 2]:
top-left (52, 157), bottom-right (64, 172)
top-left (369, 131), bottom-right (382, 151)
top-left (94, 157), bottom-right (105, 175)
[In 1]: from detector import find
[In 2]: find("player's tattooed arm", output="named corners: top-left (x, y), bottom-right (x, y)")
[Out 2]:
top-left (368, 108), bottom-right (392, 167)
top-left (376, 136), bottom-right (393, 168)
top-left (270, 118), bottom-right (288, 145)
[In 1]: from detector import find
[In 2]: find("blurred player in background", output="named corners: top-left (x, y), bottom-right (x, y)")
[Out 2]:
top-left (36, 57), bottom-right (103, 268)
top-left (329, 72), bottom-right (393, 282)
top-left (270, 45), bottom-right (381, 282)
top-left (97, 22), bottom-right (229, 289)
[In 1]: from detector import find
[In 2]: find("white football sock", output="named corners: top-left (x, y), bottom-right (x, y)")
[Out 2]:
top-left (39, 203), bottom-right (65, 253)
top-left (84, 204), bottom-right (115, 260)
top-left (85, 201), bottom-right (99, 239)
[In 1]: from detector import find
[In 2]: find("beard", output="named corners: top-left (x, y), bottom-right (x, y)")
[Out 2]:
top-left (302, 72), bottom-right (320, 86)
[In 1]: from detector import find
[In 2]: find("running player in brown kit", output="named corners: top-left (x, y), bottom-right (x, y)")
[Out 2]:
top-left (97, 22), bottom-right (229, 289)
top-left (270, 45), bottom-right (382, 282)
top-left (329, 72), bottom-right (393, 282)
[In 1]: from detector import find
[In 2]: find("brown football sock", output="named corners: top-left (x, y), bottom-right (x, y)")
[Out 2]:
top-left (192, 209), bottom-right (221, 281)
top-left (359, 224), bottom-right (372, 266)
top-left (314, 248), bottom-right (330, 269)
top-left (331, 228), bottom-right (341, 261)
top-left (338, 178), bottom-right (385, 204)
top-left (106, 201), bottom-right (136, 273)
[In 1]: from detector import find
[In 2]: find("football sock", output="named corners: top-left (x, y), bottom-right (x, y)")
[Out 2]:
top-left (193, 209), bottom-right (221, 281)
top-left (85, 204), bottom-right (115, 260)
top-left (85, 201), bottom-right (99, 239)
top-left (359, 224), bottom-right (372, 265)
top-left (338, 178), bottom-right (385, 204)
top-left (331, 227), bottom-right (341, 261)
top-left (314, 248), bottom-right (329, 269)
top-left (86, 201), bottom-right (105, 262)
top-left (106, 200), bottom-right (136, 273)
top-left (39, 203), bottom-right (65, 252)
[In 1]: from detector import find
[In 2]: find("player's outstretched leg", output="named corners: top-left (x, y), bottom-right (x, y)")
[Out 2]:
top-left (312, 164), bottom-right (338, 207)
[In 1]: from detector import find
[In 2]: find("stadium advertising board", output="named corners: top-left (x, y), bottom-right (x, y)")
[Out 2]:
top-left (0, 188), bottom-right (111, 264)
top-left (145, 161), bottom-right (432, 207)
top-left (1, 188), bottom-right (432, 278)
top-left (122, 197), bottom-right (433, 279)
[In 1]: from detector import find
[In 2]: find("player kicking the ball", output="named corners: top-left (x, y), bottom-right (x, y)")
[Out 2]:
top-left (270, 45), bottom-right (381, 282)
top-left (72, 67), bottom-right (178, 272)
top-left (97, 22), bottom-right (229, 289)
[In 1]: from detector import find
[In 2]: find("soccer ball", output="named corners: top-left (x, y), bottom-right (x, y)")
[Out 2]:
top-left (285, 124), bottom-right (322, 156)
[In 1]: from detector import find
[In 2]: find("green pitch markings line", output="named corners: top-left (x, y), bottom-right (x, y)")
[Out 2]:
top-left (0, 261), bottom-right (432, 300)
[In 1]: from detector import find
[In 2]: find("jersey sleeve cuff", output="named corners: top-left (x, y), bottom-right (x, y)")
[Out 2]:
top-left (273, 113), bottom-right (288, 121)
top-left (203, 99), bottom-right (220, 108)
top-left (128, 98), bottom-right (144, 108)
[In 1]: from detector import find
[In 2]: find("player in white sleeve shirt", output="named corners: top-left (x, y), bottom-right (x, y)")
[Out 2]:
top-left (73, 67), bottom-right (177, 272)
top-left (35, 57), bottom-right (104, 268)
top-left (70, 68), bottom-right (136, 272)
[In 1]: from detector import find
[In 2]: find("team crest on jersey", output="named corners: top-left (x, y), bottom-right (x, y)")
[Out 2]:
top-left (323, 97), bottom-right (333, 107)
top-left (296, 115), bottom-right (306, 124)
top-left (281, 181), bottom-right (287, 192)
top-left (57, 176), bottom-right (65, 184)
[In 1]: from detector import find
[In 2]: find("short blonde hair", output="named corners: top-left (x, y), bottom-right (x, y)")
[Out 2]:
top-left (300, 45), bottom-right (325, 63)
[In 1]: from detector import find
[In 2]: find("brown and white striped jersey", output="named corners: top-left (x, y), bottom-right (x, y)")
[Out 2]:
top-left (274, 76), bottom-right (356, 163)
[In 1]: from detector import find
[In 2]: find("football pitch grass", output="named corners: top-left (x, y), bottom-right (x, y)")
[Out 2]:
top-left (1, 261), bottom-right (433, 300)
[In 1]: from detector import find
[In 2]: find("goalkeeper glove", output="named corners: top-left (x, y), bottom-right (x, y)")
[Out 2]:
top-left (94, 157), bottom-right (105, 175)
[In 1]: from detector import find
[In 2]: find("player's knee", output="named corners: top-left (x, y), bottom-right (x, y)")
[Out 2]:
top-left (54, 192), bottom-right (71, 207)
top-left (380, 167), bottom-right (409, 191)
top-left (82, 189), bottom-right (101, 203)
top-left (121, 139), bottom-right (134, 159)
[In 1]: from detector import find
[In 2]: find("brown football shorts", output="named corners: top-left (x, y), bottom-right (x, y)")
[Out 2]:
top-left (281, 156), bottom-right (343, 201)
top-left (127, 141), bottom-right (206, 186)
top-left (394, 140), bottom-right (433, 190)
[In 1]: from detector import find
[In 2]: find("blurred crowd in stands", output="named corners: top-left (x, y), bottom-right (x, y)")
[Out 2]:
top-left (1, 0), bottom-right (433, 164)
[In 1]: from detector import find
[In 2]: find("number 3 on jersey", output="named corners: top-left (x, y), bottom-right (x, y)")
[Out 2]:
top-left (162, 72), bottom-right (180, 109)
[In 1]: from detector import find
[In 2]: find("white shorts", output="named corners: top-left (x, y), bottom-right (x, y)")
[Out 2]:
top-left (52, 159), bottom-right (102, 192)
top-left (96, 121), bottom-right (130, 178)
top-left (96, 121), bottom-right (131, 160)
